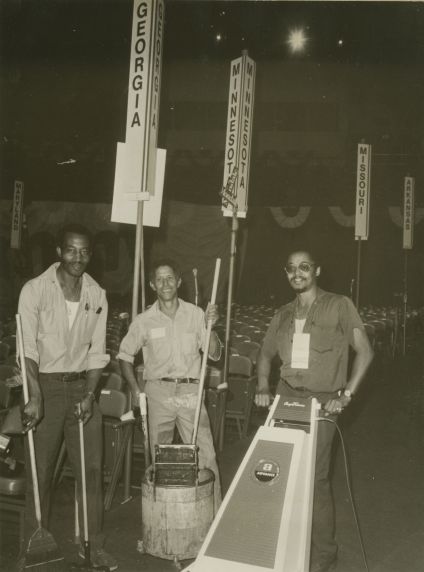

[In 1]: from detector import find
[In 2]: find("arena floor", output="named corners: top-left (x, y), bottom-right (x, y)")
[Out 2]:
top-left (1, 342), bottom-right (424, 572)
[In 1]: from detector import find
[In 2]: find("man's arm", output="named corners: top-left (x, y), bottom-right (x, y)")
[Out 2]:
top-left (255, 348), bottom-right (274, 407)
top-left (117, 317), bottom-right (145, 405)
top-left (204, 304), bottom-right (222, 361)
top-left (119, 359), bottom-right (141, 404)
top-left (18, 283), bottom-right (44, 431)
top-left (324, 327), bottom-right (374, 414)
top-left (78, 290), bottom-right (110, 423)
top-left (21, 358), bottom-right (43, 432)
top-left (254, 314), bottom-right (279, 407)
top-left (346, 327), bottom-right (374, 395)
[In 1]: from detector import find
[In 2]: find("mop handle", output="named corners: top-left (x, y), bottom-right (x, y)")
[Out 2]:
top-left (139, 392), bottom-right (150, 467)
top-left (191, 258), bottom-right (221, 446)
top-left (78, 414), bottom-right (89, 543)
top-left (193, 268), bottom-right (199, 307)
top-left (15, 314), bottom-right (43, 526)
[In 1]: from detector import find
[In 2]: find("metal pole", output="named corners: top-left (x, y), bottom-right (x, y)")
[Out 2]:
top-left (131, 202), bottom-right (144, 319)
top-left (402, 250), bottom-right (408, 356)
top-left (123, 200), bottom-right (145, 501)
top-left (140, 222), bottom-right (146, 312)
top-left (355, 238), bottom-right (361, 308)
top-left (223, 214), bottom-right (238, 385)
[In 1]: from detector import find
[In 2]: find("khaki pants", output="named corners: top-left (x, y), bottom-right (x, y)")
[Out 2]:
top-left (144, 379), bottom-right (222, 515)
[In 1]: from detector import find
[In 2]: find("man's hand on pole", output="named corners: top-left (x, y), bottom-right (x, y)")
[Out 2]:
top-left (75, 393), bottom-right (95, 424)
top-left (22, 396), bottom-right (44, 433)
top-left (205, 303), bottom-right (219, 327)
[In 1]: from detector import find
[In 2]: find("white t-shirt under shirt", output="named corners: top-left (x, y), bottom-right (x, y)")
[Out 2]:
top-left (295, 318), bottom-right (306, 333)
top-left (65, 300), bottom-right (79, 329)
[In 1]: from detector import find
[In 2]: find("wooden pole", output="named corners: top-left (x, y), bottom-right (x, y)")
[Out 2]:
top-left (192, 259), bottom-right (221, 445)
top-left (140, 222), bottom-right (146, 312)
top-left (355, 238), bottom-right (362, 308)
top-left (223, 214), bottom-right (238, 389)
top-left (131, 201), bottom-right (144, 319)
top-left (402, 250), bottom-right (408, 356)
top-left (123, 200), bottom-right (145, 501)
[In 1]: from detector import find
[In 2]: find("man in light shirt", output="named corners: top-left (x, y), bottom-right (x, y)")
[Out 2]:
top-left (118, 259), bottom-right (222, 513)
top-left (18, 223), bottom-right (117, 571)
top-left (255, 248), bottom-right (374, 572)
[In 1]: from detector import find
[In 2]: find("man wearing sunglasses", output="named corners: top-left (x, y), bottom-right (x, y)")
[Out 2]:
top-left (255, 248), bottom-right (374, 572)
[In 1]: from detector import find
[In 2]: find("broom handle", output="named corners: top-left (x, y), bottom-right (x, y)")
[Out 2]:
top-left (78, 415), bottom-right (89, 543)
top-left (192, 258), bottom-right (221, 446)
top-left (16, 314), bottom-right (43, 527)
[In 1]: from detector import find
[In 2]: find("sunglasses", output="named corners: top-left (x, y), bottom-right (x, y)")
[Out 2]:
top-left (284, 262), bottom-right (315, 274)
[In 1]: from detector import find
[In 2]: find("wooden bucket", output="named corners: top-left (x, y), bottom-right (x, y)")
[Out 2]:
top-left (141, 468), bottom-right (214, 560)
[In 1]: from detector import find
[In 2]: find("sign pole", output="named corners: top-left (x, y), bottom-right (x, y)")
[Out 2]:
top-left (221, 50), bottom-right (256, 401)
top-left (354, 141), bottom-right (372, 308)
top-left (402, 176), bottom-right (414, 356)
top-left (402, 250), bottom-right (408, 356)
top-left (355, 238), bottom-right (361, 309)
top-left (223, 214), bottom-right (239, 388)
top-left (132, 203), bottom-right (144, 319)
top-left (111, 0), bottom-right (166, 501)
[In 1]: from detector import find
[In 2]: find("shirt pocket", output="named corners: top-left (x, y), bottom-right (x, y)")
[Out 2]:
top-left (39, 308), bottom-right (57, 336)
top-left (147, 335), bottom-right (171, 361)
top-left (310, 326), bottom-right (334, 353)
top-left (81, 311), bottom-right (99, 344)
top-left (181, 332), bottom-right (198, 356)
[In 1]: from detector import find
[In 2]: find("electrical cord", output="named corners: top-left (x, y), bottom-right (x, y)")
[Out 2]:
top-left (317, 417), bottom-right (370, 572)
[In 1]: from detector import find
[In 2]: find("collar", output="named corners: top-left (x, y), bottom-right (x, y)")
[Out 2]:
top-left (152, 298), bottom-right (189, 318)
top-left (288, 287), bottom-right (326, 309)
top-left (42, 262), bottom-right (96, 291)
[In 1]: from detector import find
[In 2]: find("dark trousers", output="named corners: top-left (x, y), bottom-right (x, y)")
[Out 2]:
top-left (277, 381), bottom-right (338, 566)
top-left (23, 374), bottom-right (104, 552)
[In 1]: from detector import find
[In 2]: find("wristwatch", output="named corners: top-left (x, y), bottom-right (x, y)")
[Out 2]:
top-left (343, 389), bottom-right (353, 399)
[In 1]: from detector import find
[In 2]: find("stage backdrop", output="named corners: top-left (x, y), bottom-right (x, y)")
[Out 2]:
top-left (0, 199), bottom-right (423, 318)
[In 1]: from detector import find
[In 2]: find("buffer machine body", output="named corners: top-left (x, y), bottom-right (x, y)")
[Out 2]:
top-left (183, 394), bottom-right (320, 572)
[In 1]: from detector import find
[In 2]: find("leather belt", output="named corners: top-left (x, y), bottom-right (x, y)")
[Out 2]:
top-left (60, 372), bottom-right (86, 382)
top-left (160, 377), bottom-right (199, 384)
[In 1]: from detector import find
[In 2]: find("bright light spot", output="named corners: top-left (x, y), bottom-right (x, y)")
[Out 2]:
top-left (288, 28), bottom-right (307, 53)
top-left (338, 39), bottom-right (343, 46)
top-left (216, 33), bottom-right (222, 42)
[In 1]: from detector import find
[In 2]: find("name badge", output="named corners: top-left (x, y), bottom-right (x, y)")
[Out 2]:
top-left (150, 327), bottom-right (165, 339)
top-left (291, 333), bottom-right (310, 369)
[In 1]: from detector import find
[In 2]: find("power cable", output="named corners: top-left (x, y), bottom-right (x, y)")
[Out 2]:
top-left (318, 417), bottom-right (370, 572)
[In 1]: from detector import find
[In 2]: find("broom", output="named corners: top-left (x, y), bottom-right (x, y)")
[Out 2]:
top-left (16, 314), bottom-right (64, 569)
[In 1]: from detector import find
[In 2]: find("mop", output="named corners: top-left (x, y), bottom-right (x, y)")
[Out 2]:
top-left (70, 408), bottom-right (108, 572)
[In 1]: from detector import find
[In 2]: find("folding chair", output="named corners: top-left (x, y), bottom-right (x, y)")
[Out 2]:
top-left (225, 355), bottom-right (256, 439)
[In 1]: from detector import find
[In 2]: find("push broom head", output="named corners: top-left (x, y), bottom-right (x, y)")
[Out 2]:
top-left (24, 527), bottom-right (64, 569)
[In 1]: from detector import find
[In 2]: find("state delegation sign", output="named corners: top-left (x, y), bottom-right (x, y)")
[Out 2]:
top-left (222, 53), bottom-right (256, 218)
top-left (111, 0), bottom-right (165, 227)
top-left (354, 143), bottom-right (372, 240)
top-left (403, 177), bottom-right (414, 250)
